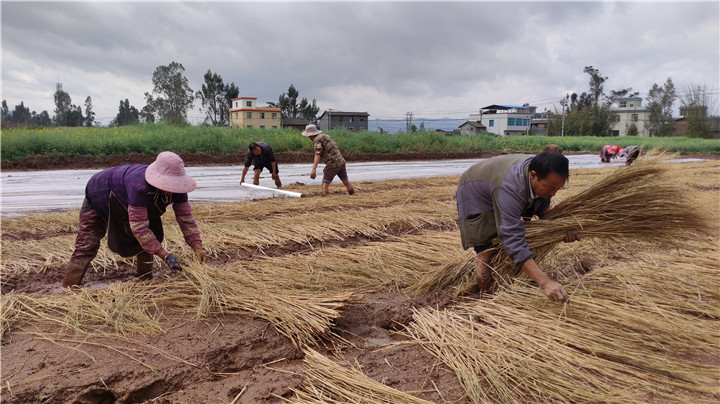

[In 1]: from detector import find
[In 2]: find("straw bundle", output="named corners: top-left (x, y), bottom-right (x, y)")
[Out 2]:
top-left (286, 348), bottom-right (433, 404)
top-left (148, 263), bottom-right (353, 348)
top-left (1, 292), bottom-right (26, 342)
top-left (2, 272), bottom-right (351, 349)
top-left (3, 282), bottom-right (165, 339)
top-left (413, 154), bottom-right (714, 293)
top-left (239, 232), bottom-right (462, 292)
top-left (405, 251), bottom-right (720, 403)
top-left (409, 247), bottom-right (475, 295)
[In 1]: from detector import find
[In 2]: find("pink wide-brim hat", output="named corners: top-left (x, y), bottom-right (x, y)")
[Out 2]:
top-left (145, 151), bottom-right (197, 193)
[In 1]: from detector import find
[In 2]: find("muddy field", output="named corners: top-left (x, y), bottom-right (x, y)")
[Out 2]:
top-left (1, 160), bottom-right (719, 403)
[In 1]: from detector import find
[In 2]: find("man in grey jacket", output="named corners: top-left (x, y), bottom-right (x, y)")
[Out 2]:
top-left (456, 151), bottom-right (579, 302)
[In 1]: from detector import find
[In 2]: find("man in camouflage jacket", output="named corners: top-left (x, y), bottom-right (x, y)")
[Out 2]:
top-left (302, 124), bottom-right (355, 196)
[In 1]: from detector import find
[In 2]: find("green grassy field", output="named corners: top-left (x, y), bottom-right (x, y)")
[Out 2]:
top-left (2, 124), bottom-right (719, 163)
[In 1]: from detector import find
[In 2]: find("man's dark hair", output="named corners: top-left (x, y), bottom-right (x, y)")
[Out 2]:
top-left (248, 142), bottom-right (259, 151)
top-left (529, 151), bottom-right (569, 180)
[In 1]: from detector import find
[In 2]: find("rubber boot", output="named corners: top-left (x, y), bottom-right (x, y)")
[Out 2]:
top-left (62, 258), bottom-right (93, 288)
top-left (135, 251), bottom-right (154, 280)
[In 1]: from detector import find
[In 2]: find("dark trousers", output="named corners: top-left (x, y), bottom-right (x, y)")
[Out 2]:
top-left (62, 198), bottom-right (155, 287)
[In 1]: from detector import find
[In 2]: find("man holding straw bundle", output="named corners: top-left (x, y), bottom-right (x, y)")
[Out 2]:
top-left (62, 151), bottom-right (208, 288)
top-left (456, 151), bottom-right (579, 302)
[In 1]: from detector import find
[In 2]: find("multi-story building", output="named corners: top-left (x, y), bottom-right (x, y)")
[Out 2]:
top-left (229, 97), bottom-right (281, 129)
top-left (467, 104), bottom-right (536, 136)
top-left (317, 110), bottom-right (369, 132)
top-left (610, 96), bottom-right (650, 136)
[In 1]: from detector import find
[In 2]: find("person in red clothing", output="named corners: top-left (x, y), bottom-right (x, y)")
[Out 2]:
top-left (600, 145), bottom-right (623, 163)
top-left (62, 151), bottom-right (207, 288)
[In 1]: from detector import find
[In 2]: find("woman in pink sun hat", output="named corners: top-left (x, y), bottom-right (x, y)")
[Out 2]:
top-left (62, 151), bottom-right (207, 288)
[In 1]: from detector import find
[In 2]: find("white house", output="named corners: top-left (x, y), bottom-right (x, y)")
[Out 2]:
top-left (610, 96), bottom-right (651, 137)
top-left (467, 105), bottom-right (537, 136)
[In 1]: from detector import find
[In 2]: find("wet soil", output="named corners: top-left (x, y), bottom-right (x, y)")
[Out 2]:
top-left (1, 282), bottom-right (471, 403)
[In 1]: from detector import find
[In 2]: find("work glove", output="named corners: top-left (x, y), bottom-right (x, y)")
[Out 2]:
top-left (164, 253), bottom-right (183, 271)
top-left (194, 248), bottom-right (208, 263)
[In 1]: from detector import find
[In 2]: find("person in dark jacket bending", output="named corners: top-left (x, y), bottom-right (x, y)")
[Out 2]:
top-left (240, 142), bottom-right (281, 188)
top-left (456, 152), bottom-right (579, 302)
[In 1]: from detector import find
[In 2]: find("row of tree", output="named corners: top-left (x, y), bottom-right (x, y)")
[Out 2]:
top-left (546, 66), bottom-right (716, 138)
top-left (1, 61), bottom-right (320, 129)
top-left (2, 62), bottom-right (715, 138)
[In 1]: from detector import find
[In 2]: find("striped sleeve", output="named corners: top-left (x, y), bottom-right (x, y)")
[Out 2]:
top-left (173, 202), bottom-right (202, 247)
top-left (128, 205), bottom-right (165, 255)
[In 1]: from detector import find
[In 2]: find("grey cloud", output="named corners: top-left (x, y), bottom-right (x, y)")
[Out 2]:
top-left (2, 1), bottom-right (718, 125)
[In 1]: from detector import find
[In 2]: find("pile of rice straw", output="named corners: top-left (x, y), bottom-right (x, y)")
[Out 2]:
top-left (405, 250), bottom-right (720, 403)
top-left (1, 264), bottom-right (354, 348)
top-left (286, 348), bottom-right (433, 404)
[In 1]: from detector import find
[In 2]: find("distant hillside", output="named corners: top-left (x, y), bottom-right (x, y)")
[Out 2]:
top-left (368, 118), bottom-right (467, 133)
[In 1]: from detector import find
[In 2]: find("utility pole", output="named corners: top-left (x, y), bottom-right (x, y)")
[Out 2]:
top-left (405, 112), bottom-right (413, 132)
top-left (560, 98), bottom-right (566, 137)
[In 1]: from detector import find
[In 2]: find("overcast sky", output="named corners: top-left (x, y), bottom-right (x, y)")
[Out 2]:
top-left (2, 1), bottom-right (719, 127)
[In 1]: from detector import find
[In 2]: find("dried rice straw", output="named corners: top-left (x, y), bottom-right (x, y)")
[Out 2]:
top-left (405, 252), bottom-right (720, 403)
top-left (286, 348), bottom-right (433, 404)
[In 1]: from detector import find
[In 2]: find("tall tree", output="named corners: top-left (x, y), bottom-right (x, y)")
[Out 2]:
top-left (54, 82), bottom-right (72, 126)
top-left (224, 82), bottom-right (239, 125)
top-left (140, 104), bottom-right (156, 124)
top-left (66, 105), bottom-right (85, 127)
top-left (680, 83), bottom-right (716, 138)
top-left (584, 66), bottom-right (607, 106)
top-left (547, 67), bottom-right (622, 137)
top-left (112, 99), bottom-right (140, 126)
top-left (144, 61), bottom-right (194, 125)
top-left (32, 110), bottom-right (52, 127)
top-left (13, 102), bottom-right (32, 126)
top-left (84, 96), bottom-right (95, 127)
top-left (268, 84), bottom-right (319, 121)
top-left (197, 70), bottom-right (237, 126)
top-left (646, 77), bottom-right (676, 137)
top-left (297, 97), bottom-right (320, 122)
top-left (1, 100), bottom-right (10, 125)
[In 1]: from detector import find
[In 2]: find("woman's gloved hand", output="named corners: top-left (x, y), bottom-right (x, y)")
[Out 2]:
top-left (164, 253), bottom-right (183, 270)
